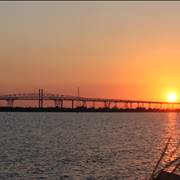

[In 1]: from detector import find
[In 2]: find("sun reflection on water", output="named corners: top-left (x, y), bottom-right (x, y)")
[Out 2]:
top-left (159, 113), bottom-right (180, 173)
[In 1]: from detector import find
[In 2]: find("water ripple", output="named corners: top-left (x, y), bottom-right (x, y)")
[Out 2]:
top-left (0, 112), bottom-right (179, 179)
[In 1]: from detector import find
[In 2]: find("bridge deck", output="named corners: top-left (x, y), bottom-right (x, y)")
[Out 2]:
top-left (0, 93), bottom-right (179, 105)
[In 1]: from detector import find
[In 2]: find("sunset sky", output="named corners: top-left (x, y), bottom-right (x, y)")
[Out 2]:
top-left (1, 1), bottom-right (180, 101)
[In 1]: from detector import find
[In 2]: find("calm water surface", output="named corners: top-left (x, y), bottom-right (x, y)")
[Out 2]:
top-left (0, 112), bottom-right (179, 180)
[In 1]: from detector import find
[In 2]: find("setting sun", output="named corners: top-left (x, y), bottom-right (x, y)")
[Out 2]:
top-left (167, 93), bottom-right (177, 102)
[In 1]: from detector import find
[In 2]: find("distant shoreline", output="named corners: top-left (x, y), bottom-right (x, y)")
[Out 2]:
top-left (0, 107), bottom-right (179, 113)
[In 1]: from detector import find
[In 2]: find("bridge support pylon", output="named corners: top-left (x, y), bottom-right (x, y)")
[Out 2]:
top-left (72, 100), bottom-right (74, 109)
top-left (82, 100), bottom-right (87, 108)
top-left (104, 101), bottom-right (110, 108)
top-left (124, 102), bottom-right (129, 109)
top-left (54, 100), bottom-right (63, 108)
top-left (38, 89), bottom-right (44, 108)
top-left (92, 101), bottom-right (96, 109)
top-left (6, 99), bottom-right (14, 107)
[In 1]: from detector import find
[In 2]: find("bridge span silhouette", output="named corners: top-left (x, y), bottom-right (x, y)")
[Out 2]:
top-left (0, 89), bottom-right (180, 109)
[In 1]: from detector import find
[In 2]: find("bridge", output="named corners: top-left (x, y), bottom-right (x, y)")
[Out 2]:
top-left (0, 89), bottom-right (180, 109)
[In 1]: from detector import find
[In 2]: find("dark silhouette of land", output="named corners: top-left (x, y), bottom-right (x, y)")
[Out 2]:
top-left (0, 106), bottom-right (179, 112)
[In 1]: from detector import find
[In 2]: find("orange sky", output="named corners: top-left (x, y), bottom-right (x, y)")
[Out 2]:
top-left (1, 2), bottom-right (180, 101)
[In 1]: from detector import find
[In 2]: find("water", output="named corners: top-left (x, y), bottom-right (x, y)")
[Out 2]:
top-left (0, 112), bottom-right (179, 180)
